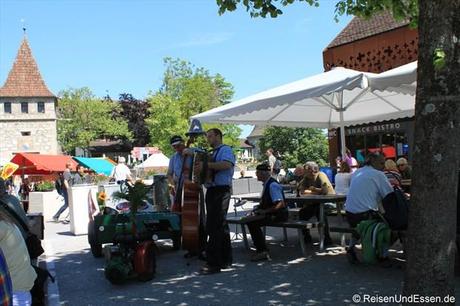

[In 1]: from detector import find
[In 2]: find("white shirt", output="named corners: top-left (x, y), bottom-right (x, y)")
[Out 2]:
top-left (268, 155), bottom-right (276, 168)
top-left (334, 172), bottom-right (352, 195)
top-left (110, 163), bottom-right (131, 182)
top-left (345, 166), bottom-right (393, 214)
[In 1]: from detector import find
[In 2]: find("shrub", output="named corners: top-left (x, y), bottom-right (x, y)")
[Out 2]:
top-left (35, 181), bottom-right (55, 192)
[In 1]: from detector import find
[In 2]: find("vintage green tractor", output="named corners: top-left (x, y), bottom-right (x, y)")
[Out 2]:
top-left (87, 179), bottom-right (181, 284)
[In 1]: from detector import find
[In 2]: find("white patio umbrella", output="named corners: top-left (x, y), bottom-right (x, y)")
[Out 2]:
top-left (192, 62), bottom-right (417, 157)
top-left (368, 61), bottom-right (417, 94)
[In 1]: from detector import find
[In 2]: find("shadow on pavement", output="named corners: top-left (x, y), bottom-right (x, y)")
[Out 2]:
top-left (51, 235), bottom-right (423, 306)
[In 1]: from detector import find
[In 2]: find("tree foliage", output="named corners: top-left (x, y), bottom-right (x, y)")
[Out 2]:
top-left (216, 0), bottom-right (460, 300)
top-left (146, 58), bottom-right (241, 156)
top-left (57, 87), bottom-right (132, 154)
top-left (118, 93), bottom-right (150, 147)
top-left (258, 127), bottom-right (329, 167)
top-left (217, 0), bottom-right (418, 25)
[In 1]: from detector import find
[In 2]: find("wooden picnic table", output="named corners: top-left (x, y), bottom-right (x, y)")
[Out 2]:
top-left (238, 193), bottom-right (347, 250)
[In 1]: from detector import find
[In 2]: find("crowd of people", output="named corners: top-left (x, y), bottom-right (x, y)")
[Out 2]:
top-left (260, 148), bottom-right (412, 264)
top-left (0, 138), bottom-right (413, 304)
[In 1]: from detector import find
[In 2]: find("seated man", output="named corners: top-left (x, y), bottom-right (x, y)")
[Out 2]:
top-left (292, 164), bottom-right (305, 183)
top-left (296, 161), bottom-right (335, 245)
top-left (345, 152), bottom-right (393, 263)
top-left (246, 163), bottom-right (288, 261)
top-left (279, 165), bottom-right (302, 185)
top-left (396, 157), bottom-right (412, 180)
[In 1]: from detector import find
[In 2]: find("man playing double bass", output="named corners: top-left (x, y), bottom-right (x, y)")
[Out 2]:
top-left (200, 128), bottom-right (235, 275)
top-left (167, 135), bottom-right (186, 212)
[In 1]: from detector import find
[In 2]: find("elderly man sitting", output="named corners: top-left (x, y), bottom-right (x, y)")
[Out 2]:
top-left (246, 163), bottom-right (288, 262)
top-left (345, 152), bottom-right (393, 263)
top-left (297, 161), bottom-right (335, 245)
top-left (396, 157), bottom-right (412, 180)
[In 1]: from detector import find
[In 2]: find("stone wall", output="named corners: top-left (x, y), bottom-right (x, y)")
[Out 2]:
top-left (0, 97), bottom-right (58, 163)
top-left (0, 97), bottom-right (56, 120)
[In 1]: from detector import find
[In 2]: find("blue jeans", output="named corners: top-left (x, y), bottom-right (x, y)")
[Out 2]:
top-left (53, 191), bottom-right (69, 219)
top-left (13, 291), bottom-right (31, 306)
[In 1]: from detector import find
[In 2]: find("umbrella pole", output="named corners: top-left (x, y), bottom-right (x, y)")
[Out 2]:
top-left (340, 110), bottom-right (346, 159)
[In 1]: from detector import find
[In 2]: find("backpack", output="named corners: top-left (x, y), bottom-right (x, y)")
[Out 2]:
top-left (356, 219), bottom-right (391, 264)
top-left (382, 187), bottom-right (410, 230)
top-left (273, 159), bottom-right (282, 174)
top-left (55, 178), bottom-right (63, 196)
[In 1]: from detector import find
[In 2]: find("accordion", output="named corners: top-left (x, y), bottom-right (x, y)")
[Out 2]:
top-left (189, 150), bottom-right (211, 185)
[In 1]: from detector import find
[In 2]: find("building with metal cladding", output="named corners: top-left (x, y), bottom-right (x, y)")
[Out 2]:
top-left (323, 11), bottom-right (417, 166)
top-left (0, 35), bottom-right (58, 164)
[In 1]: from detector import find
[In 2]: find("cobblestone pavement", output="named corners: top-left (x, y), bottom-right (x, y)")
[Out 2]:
top-left (44, 213), bottom-right (460, 306)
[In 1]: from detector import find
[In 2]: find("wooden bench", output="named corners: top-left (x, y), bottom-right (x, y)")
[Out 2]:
top-left (226, 215), bottom-right (323, 255)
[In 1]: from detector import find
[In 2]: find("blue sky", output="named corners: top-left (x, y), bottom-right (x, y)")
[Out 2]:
top-left (0, 0), bottom-right (352, 137)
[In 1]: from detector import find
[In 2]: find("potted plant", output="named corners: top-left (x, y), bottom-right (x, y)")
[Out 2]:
top-left (112, 181), bottom-right (149, 235)
top-left (35, 181), bottom-right (55, 192)
top-left (94, 174), bottom-right (110, 185)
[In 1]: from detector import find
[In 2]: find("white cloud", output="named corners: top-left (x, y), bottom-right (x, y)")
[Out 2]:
top-left (164, 32), bottom-right (234, 50)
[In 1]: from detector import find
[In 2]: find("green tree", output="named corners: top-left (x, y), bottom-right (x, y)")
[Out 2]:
top-left (57, 87), bottom-right (132, 154)
top-left (147, 58), bottom-right (241, 156)
top-left (258, 127), bottom-right (328, 167)
top-left (216, 0), bottom-right (460, 300)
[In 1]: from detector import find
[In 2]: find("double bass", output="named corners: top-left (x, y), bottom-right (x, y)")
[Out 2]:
top-left (180, 120), bottom-right (209, 255)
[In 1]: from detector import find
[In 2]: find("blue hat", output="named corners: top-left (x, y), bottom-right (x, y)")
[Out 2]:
top-left (186, 119), bottom-right (205, 136)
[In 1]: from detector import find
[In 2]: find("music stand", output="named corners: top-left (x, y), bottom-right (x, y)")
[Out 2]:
top-left (231, 199), bottom-right (247, 240)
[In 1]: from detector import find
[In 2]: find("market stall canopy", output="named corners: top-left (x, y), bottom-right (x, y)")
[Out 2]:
top-left (73, 157), bottom-right (114, 176)
top-left (11, 153), bottom-right (78, 175)
top-left (192, 62), bottom-right (416, 156)
top-left (135, 153), bottom-right (170, 169)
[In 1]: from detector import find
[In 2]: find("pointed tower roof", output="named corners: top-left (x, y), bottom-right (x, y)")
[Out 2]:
top-left (0, 37), bottom-right (55, 97)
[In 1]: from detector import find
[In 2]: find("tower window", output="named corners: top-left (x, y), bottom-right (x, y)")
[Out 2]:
top-left (21, 102), bottom-right (28, 113)
top-left (4, 102), bottom-right (11, 113)
top-left (37, 102), bottom-right (45, 113)
top-left (21, 131), bottom-right (31, 136)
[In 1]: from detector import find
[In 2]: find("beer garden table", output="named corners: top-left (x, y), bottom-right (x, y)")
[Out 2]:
top-left (237, 193), bottom-right (347, 250)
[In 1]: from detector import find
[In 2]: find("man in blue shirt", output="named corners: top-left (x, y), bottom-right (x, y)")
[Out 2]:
top-left (167, 135), bottom-right (185, 212)
top-left (247, 163), bottom-right (288, 261)
top-left (200, 128), bottom-right (235, 275)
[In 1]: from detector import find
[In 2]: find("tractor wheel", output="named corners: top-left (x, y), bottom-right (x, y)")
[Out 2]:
top-left (134, 241), bottom-right (156, 281)
top-left (88, 220), bottom-right (103, 258)
top-left (172, 231), bottom-right (182, 250)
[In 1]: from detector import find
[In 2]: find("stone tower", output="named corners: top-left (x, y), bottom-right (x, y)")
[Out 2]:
top-left (0, 36), bottom-right (58, 164)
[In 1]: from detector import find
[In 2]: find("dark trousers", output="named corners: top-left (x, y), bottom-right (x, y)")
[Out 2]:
top-left (54, 191), bottom-right (69, 219)
top-left (247, 211), bottom-right (288, 252)
top-left (299, 203), bottom-right (331, 239)
top-left (205, 186), bottom-right (232, 268)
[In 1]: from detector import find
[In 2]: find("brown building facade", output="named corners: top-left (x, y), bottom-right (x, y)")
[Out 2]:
top-left (323, 11), bottom-right (417, 166)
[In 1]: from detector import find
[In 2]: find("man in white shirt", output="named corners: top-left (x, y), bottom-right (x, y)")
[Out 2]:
top-left (110, 156), bottom-right (132, 185)
top-left (344, 152), bottom-right (393, 263)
